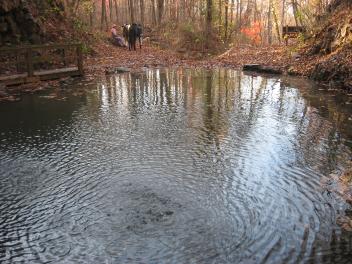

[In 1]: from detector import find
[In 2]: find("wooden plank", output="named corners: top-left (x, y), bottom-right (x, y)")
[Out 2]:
top-left (27, 48), bottom-right (34, 77)
top-left (0, 43), bottom-right (84, 86)
top-left (16, 50), bottom-right (21, 72)
top-left (62, 48), bottom-right (67, 66)
top-left (76, 45), bottom-right (84, 75)
top-left (35, 67), bottom-right (81, 81)
top-left (0, 73), bottom-right (28, 86)
top-left (35, 67), bottom-right (79, 76)
top-left (0, 67), bottom-right (80, 85)
top-left (0, 43), bottom-right (81, 53)
top-left (39, 71), bottom-right (80, 81)
top-left (0, 73), bottom-right (27, 81)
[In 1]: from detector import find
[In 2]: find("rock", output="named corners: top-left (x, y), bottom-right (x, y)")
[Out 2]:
top-left (287, 67), bottom-right (297, 75)
top-left (291, 52), bottom-right (301, 60)
top-left (164, 210), bottom-right (174, 216)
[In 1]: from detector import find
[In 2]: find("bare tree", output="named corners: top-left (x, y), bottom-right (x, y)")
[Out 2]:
top-left (140, 0), bottom-right (145, 25)
top-left (157, 0), bottom-right (164, 24)
top-left (206, 0), bottom-right (213, 48)
top-left (101, 0), bottom-right (108, 30)
top-left (129, 0), bottom-right (135, 22)
top-left (114, 0), bottom-right (119, 23)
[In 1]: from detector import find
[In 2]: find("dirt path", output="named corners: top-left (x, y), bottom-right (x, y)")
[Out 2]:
top-left (86, 42), bottom-right (351, 90)
top-left (85, 43), bottom-right (291, 76)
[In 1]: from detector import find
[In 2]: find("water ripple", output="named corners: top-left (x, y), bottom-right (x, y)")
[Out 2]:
top-left (0, 69), bottom-right (352, 263)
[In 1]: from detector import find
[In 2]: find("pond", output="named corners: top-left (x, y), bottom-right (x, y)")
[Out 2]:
top-left (0, 68), bottom-right (352, 263)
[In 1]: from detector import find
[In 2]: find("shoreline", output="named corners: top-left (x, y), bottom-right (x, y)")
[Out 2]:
top-left (0, 43), bottom-right (351, 102)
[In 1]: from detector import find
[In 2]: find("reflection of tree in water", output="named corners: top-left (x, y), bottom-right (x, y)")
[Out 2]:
top-left (83, 70), bottom-right (352, 262)
top-left (98, 69), bottom-right (351, 174)
top-left (276, 79), bottom-right (351, 172)
top-left (203, 72), bottom-right (219, 147)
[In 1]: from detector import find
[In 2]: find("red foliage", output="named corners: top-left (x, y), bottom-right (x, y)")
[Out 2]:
top-left (241, 21), bottom-right (262, 45)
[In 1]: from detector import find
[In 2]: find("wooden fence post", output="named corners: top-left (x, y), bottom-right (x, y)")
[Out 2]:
top-left (76, 45), bottom-right (83, 75)
top-left (62, 48), bottom-right (68, 67)
top-left (16, 50), bottom-right (21, 73)
top-left (27, 47), bottom-right (34, 77)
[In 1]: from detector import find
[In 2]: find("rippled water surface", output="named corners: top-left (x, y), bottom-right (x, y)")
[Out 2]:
top-left (1, 69), bottom-right (352, 263)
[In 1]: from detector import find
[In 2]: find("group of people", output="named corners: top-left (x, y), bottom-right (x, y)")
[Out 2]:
top-left (111, 23), bottom-right (143, 51)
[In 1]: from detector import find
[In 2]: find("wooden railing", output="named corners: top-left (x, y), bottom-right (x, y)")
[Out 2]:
top-left (282, 26), bottom-right (305, 45)
top-left (0, 43), bottom-right (84, 85)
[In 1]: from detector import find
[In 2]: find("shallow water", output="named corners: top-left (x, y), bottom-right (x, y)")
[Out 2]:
top-left (1, 69), bottom-right (352, 263)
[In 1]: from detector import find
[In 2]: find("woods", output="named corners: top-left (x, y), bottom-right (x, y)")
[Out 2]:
top-left (0, 0), bottom-right (344, 49)
top-left (0, 0), bottom-right (351, 90)
top-left (60, 0), bottom-right (336, 46)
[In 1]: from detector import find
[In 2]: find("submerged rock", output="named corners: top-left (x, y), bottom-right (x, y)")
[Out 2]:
top-left (287, 66), bottom-right (300, 76)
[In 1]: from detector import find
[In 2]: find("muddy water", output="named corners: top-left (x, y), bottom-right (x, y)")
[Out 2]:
top-left (0, 69), bottom-right (352, 263)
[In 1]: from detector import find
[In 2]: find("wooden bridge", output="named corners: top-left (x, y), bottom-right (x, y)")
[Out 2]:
top-left (0, 43), bottom-right (84, 86)
top-left (283, 26), bottom-right (305, 45)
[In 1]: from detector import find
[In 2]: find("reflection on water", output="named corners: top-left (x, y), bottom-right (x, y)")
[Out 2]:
top-left (0, 68), bottom-right (352, 263)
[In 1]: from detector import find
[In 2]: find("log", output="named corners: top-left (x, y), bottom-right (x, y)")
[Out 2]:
top-left (243, 64), bottom-right (282, 75)
top-left (243, 64), bottom-right (261, 71)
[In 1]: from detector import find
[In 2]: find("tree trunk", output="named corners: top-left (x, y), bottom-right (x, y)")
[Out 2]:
top-left (64, 0), bottom-right (74, 17)
top-left (101, 0), bottom-right (108, 30)
top-left (219, 0), bottom-right (222, 32)
top-left (230, 0), bottom-right (234, 25)
top-left (272, 0), bottom-right (281, 42)
top-left (109, 0), bottom-right (113, 22)
top-left (157, 0), bottom-right (164, 25)
top-left (206, 0), bottom-right (213, 49)
top-left (225, 0), bottom-right (229, 40)
top-left (291, 0), bottom-right (301, 26)
top-left (281, 0), bottom-right (286, 30)
top-left (129, 0), bottom-right (135, 23)
top-left (236, 0), bottom-right (242, 37)
top-left (151, 0), bottom-right (157, 25)
top-left (267, 0), bottom-right (272, 44)
top-left (114, 0), bottom-right (119, 23)
top-left (73, 0), bottom-right (80, 16)
top-left (90, 0), bottom-right (95, 28)
top-left (140, 0), bottom-right (144, 25)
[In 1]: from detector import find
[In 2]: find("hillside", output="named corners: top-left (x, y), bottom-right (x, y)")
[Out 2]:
top-left (292, 0), bottom-right (352, 89)
top-left (0, 0), bottom-right (75, 45)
